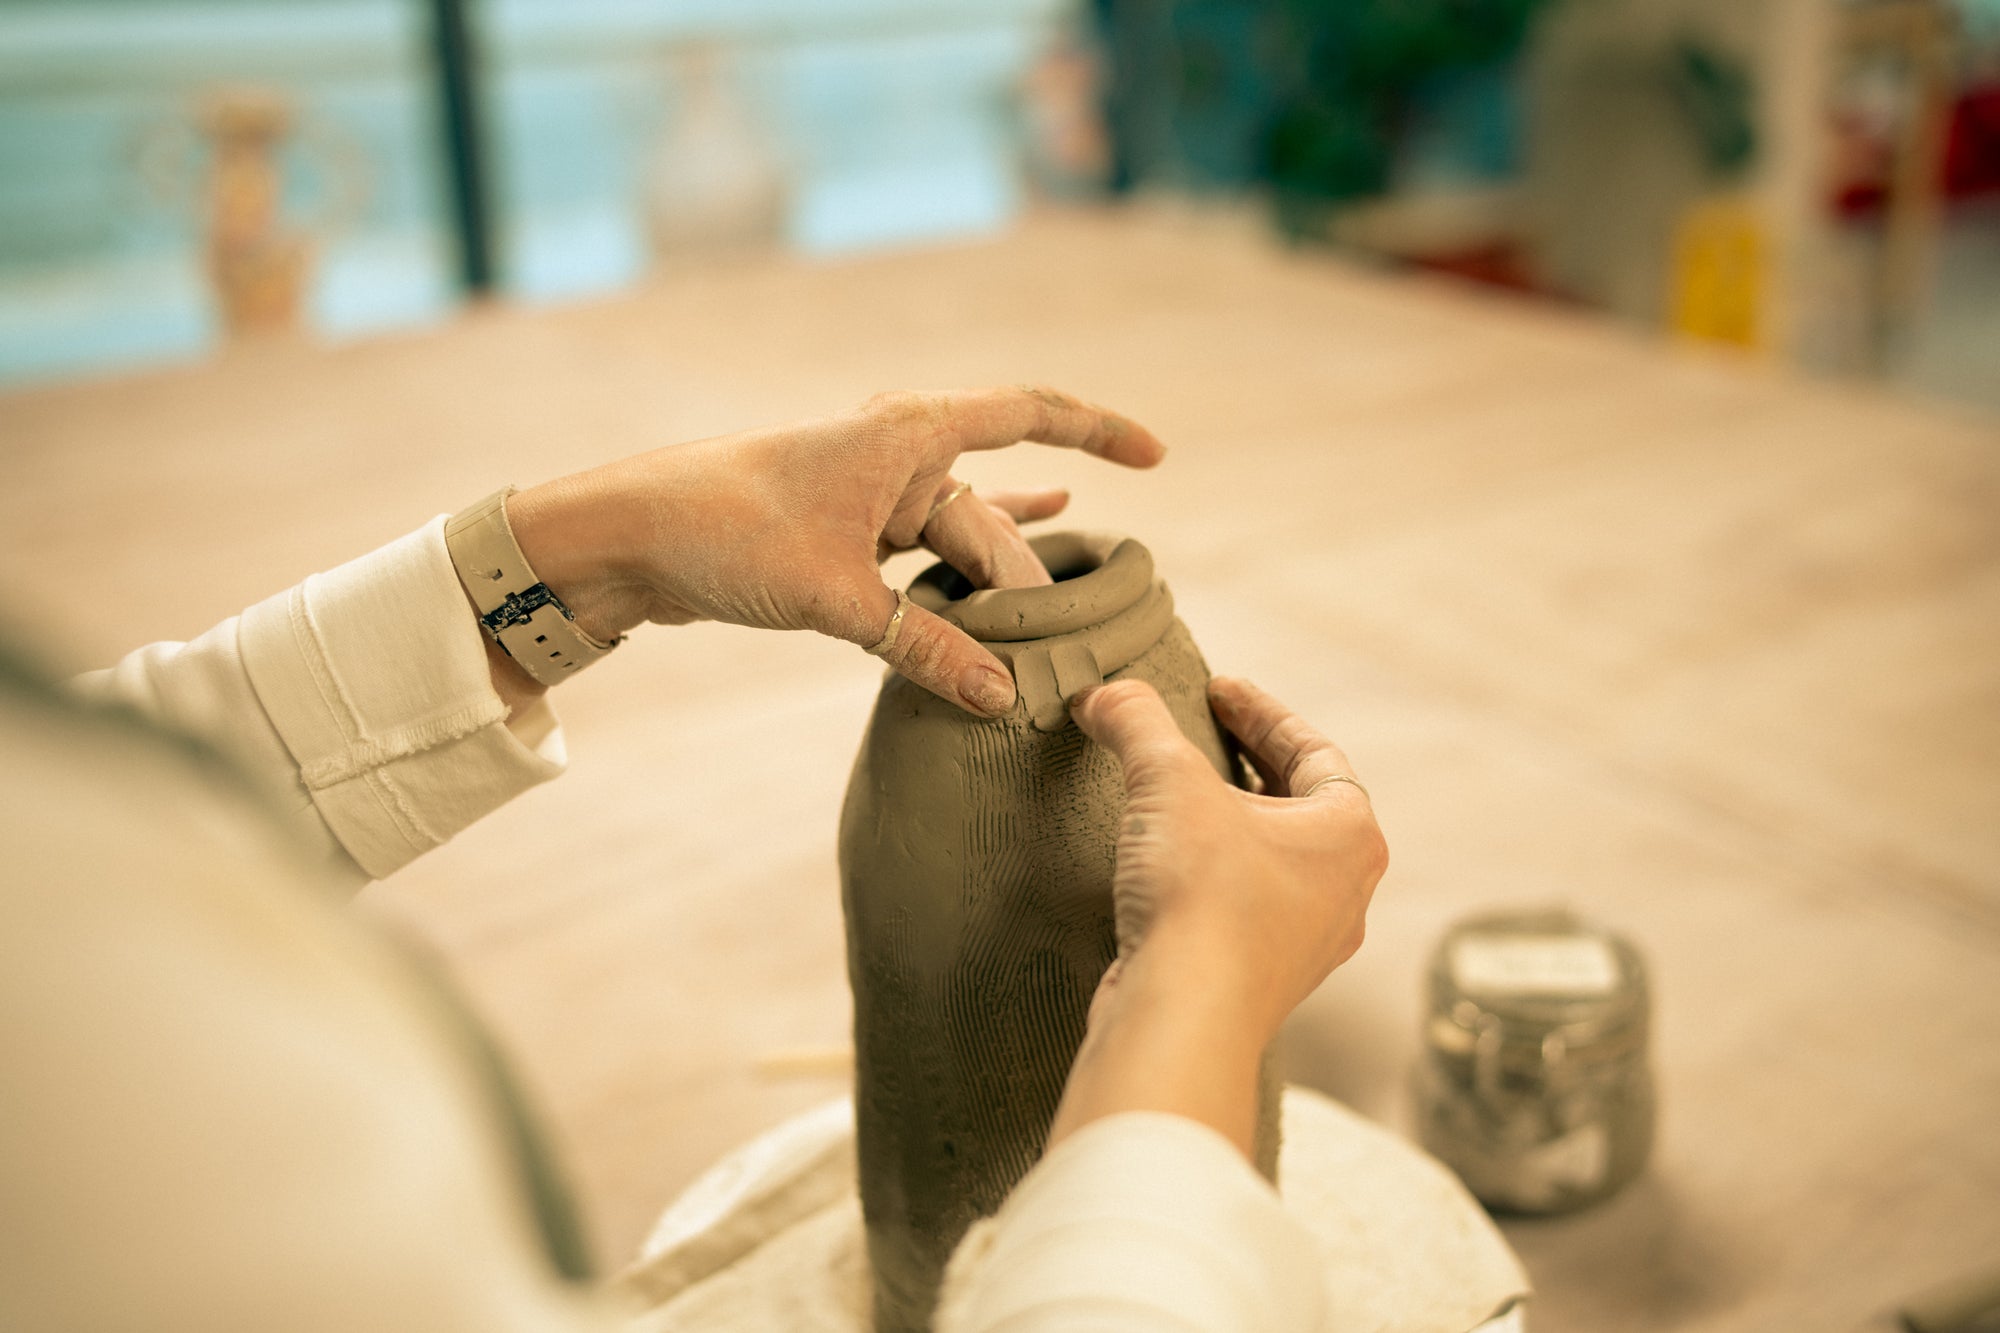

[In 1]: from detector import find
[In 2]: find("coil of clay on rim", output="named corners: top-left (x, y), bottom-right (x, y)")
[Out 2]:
top-left (909, 532), bottom-right (1175, 732)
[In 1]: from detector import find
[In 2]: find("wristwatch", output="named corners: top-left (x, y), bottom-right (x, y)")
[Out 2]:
top-left (444, 487), bottom-right (622, 688)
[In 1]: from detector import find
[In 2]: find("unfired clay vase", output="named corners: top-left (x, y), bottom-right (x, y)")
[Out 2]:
top-left (839, 531), bottom-right (1282, 1333)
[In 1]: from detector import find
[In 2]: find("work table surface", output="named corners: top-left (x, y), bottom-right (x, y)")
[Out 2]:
top-left (4, 208), bottom-right (1995, 1332)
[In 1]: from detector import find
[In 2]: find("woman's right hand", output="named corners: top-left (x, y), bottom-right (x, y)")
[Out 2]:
top-left (1047, 676), bottom-right (1387, 1157)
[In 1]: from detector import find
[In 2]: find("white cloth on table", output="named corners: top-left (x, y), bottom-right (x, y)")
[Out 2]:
top-left (621, 1089), bottom-right (1529, 1333)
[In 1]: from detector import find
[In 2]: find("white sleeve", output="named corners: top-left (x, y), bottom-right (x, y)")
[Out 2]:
top-left (936, 1113), bottom-right (1327, 1333)
top-left (0, 692), bottom-right (621, 1333)
top-left (68, 517), bottom-right (565, 888)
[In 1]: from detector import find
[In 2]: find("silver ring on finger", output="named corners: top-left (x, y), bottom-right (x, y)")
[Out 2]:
top-left (866, 590), bottom-right (911, 658)
top-left (1304, 773), bottom-right (1370, 803)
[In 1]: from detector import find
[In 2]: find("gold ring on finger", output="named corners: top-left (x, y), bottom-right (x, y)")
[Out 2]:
top-left (1304, 773), bottom-right (1370, 802)
top-left (923, 480), bottom-right (974, 530)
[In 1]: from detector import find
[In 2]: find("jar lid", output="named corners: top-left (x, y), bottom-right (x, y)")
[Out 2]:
top-left (1427, 908), bottom-right (1649, 1050)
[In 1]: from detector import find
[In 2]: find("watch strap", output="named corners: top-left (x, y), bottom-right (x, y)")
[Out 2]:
top-left (445, 488), bottom-right (621, 687)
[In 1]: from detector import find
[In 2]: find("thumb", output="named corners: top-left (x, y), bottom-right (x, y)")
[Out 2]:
top-left (1071, 680), bottom-right (1204, 789)
top-left (862, 585), bottom-right (1018, 718)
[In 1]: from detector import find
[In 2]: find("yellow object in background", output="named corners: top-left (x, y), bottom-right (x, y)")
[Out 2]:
top-left (1670, 194), bottom-right (1767, 349)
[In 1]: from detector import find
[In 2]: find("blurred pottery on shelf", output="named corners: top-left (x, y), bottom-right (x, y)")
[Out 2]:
top-left (645, 44), bottom-right (786, 263)
top-left (138, 85), bottom-right (367, 340)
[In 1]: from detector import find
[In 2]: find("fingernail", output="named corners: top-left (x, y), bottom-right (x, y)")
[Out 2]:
top-left (962, 666), bottom-right (1016, 716)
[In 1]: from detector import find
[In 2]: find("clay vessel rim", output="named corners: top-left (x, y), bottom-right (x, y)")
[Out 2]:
top-left (979, 580), bottom-right (1173, 671)
top-left (908, 531), bottom-right (1154, 642)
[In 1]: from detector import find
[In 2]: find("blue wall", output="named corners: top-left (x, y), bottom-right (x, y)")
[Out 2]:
top-left (0, 0), bottom-right (1066, 385)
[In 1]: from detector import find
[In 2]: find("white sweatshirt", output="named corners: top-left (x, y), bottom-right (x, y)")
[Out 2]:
top-left (0, 518), bottom-right (1324, 1333)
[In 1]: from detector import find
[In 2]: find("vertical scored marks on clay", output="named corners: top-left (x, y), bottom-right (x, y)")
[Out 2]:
top-left (842, 550), bottom-right (1280, 1333)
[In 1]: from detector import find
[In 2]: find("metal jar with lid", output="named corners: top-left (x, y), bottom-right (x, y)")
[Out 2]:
top-left (1413, 908), bottom-right (1655, 1214)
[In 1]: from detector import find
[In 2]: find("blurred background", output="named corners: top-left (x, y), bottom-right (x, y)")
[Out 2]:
top-left (1, 0), bottom-right (1995, 407)
top-left (4, 8), bottom-right (1998, 1330)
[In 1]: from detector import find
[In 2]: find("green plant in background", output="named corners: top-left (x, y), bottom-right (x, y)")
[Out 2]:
top-left (1263, 0), bottom-right (1555, 231)
top-left (1668, 38), bottom-right (1757, 182)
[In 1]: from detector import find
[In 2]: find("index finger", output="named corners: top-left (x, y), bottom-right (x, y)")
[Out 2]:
top-left (916, 385), bottom-right (1167, 468)
top-left (1207, 676), bottom-right (1363, 804)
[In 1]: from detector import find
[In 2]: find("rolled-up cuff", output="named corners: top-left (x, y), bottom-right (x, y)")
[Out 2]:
top-left (937, 1112), bottom-right (1326, 1332)
top-left (239, 517), bottom-right (566, 881)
